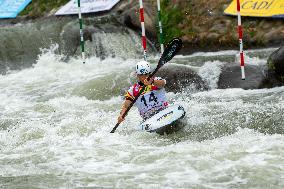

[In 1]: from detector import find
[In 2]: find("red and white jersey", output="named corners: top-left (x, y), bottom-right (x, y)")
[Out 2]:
top-left (125, 77), bottom-right (168, 119)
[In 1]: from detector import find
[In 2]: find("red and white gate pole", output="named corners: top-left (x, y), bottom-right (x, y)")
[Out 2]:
top-left (139, 0), bottom-right (147, 61)
top-left (237, 0), bottom-right (245, 80)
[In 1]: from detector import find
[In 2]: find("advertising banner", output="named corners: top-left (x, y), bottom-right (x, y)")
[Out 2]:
top-left (0, 0), bottom-right (31, 18)
top-left (224, 0), bottom-right (284, 18)
top-left (55, 0), bottom-right (120, 15)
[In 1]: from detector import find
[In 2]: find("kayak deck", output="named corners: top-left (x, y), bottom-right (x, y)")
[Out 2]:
top-left (139, 105), bottom-right (186, 135)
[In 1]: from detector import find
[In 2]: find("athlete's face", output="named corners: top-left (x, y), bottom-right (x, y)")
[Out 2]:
top-left (137, 74), bottom-right (150, 83)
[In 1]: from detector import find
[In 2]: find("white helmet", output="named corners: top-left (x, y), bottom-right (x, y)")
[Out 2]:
top-left (136, 60), bottom-right (151, 75)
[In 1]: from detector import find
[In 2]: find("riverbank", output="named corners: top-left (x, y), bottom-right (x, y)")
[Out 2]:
top-left (148, 0), bottom-right (284, 54)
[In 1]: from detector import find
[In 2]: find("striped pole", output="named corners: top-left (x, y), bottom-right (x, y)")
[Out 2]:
top-left (157, 0), bottom-right (164, 53)
top-left (237, 0), bottom-right (245, 80)
top-left (139, 0), bottom-right (147, 61)
top-left (77, 0), bottom-right (85, 64)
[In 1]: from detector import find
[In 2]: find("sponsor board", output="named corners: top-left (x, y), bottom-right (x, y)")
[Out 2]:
top-left (224, 0), bottom-right (284, 18)
top-left (55, 0), bottom-right (120, 15)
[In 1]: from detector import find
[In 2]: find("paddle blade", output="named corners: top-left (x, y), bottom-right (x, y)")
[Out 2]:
top-left (158, 38), bottom-right (183, 67)
top-left (149, 38), bottom-right (182, 77)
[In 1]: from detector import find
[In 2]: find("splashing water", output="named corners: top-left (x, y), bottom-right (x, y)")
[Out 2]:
top-left (0, 48), bottom-right (283, 188)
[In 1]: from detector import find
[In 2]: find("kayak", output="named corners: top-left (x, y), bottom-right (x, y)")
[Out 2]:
top-left (139, 105), bottom-right (186, 135)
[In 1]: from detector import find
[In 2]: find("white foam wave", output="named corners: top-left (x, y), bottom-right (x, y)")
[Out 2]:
top-left (0, 49), bottom-right (283, 188)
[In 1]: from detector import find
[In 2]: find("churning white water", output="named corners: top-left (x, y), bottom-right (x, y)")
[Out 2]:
top-left (0, 48), bottom-right (283, 189)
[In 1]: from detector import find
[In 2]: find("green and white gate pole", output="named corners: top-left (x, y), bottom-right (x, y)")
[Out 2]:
top-left (157, 0), bottom-right (164, 54)
top-left (77, 0), bottom-right (85, 64)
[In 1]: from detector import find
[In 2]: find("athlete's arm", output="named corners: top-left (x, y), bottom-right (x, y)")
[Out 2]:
top-left (153, 79), bottom-right (166, 88)
top-left (117, 99), bottom-right (132, 123)
top-left (143, 77), bottom-right (166, 88)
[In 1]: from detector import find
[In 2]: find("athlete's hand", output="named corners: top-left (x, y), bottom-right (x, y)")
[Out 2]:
top-left (117, 114), bottom-right (125, 123)
top-left (144, 77), bottom-right (154, 85)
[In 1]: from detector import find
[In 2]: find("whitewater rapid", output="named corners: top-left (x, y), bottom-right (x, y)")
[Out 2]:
top-left (0, 49), bottom-right (283, 188)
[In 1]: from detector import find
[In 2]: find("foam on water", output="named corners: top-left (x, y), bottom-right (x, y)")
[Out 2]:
top-left (0, 49), bottom-right (283, 188)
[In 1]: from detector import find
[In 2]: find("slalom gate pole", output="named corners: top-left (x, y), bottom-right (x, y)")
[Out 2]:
top-left (77, 0), bottom-right (85, 64)
top-left (157, 0), bottom-right (164, 53)
top-left (237, 0), bottom-right (245, 80)
top-left (139, 0), bottom-right (147, 61)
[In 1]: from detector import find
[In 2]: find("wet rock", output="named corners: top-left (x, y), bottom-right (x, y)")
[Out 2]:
top-left (156, 64), bottom-right (208, 93)
top-left (0, 17), bottom-right (71, 72)
top-left (117, 0), bottom-right (156, 39)
top-left (267, 46), bottom-right (284, 83)
top-left (218, 64), bottom-right (266, 89)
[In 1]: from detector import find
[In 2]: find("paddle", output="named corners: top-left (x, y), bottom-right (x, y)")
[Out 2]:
top-left (110, 38), bottom-right (183, 133)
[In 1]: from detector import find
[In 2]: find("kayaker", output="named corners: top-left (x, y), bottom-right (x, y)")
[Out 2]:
top-left (117, 60), bottom-right (168, 123)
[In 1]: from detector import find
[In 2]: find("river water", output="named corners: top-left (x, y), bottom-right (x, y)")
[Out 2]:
top-left (0, 48), bottom-right (283, 189)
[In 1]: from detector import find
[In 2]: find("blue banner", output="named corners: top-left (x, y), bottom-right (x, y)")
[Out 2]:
top-left (0, 0), bottom-right (32, 18)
